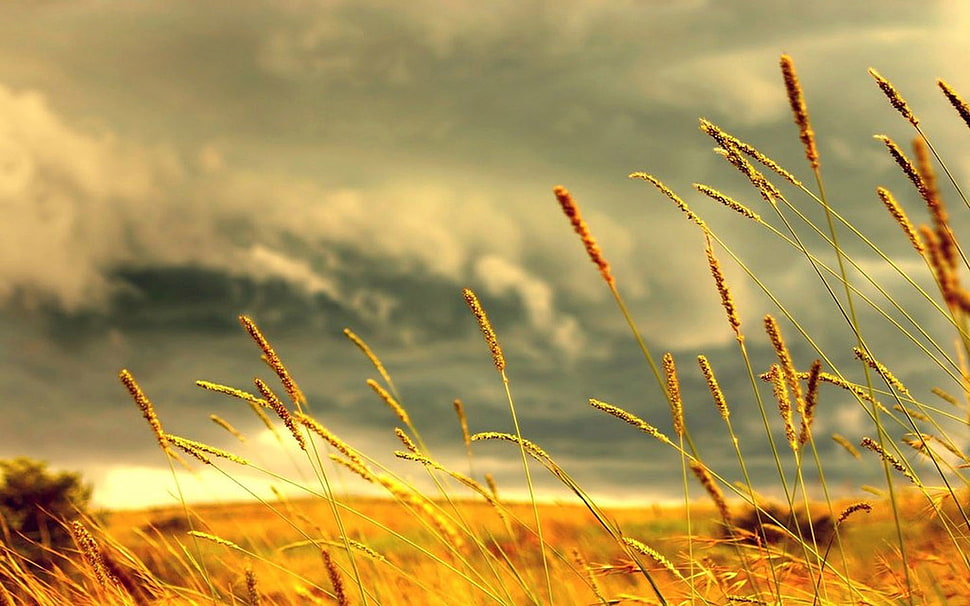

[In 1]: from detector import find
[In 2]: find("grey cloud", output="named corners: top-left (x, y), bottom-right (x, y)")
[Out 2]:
top-left (0, 0), bottom-right (964, 508)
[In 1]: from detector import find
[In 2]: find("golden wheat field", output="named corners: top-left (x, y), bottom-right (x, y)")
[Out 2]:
top-left (4, 53), bottom-right (970, 605)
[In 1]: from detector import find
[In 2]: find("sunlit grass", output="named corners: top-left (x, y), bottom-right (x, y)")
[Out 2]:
top-left (3, 54), bottom-right (970, 604)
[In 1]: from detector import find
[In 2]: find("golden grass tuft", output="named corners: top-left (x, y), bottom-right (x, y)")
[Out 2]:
top-left (629, 172), bottom-right (707, 228)
top-left (697, 354), bottom-right (729, 421)
top-left (119, 369), bottom-right (170, 454)
top-left (620, 538), bottom-right (684, 581)
top-left (209, 414), bottom-right (245, 443)
top-left (367, 378), bottom-right (411, 425)
top-left (166, 434), bottom-right (250, 466)
top-left (321, 549), bottom-right (349, 606)
top-left (255, 378), bottom-right (307, 451)
top-left (831, 433), bottom-right (861, 459)
top-left (245, 566), bottom-right (261, 606)
top-left (689, 460), bottom-right (732, 527)
top-left (874, 135), bottom-right (930, 205)
top-left (662, 353), bottom-right (685, 438)
top-left (853, 347), bottom-right (911, 397)
top-left (869, 68), bottom-right (919, 127)
top-left (876, 186), bottom-right (924, 253)
top-left (763, 315), bottom-right (804, 417)
top-left (588, 398), bottom-right (673, 445)
top-left (705, 234), bottom-right (742, 338)
top-left (69, 520), bottom-right (119, 592)
top-left (553, 185), bottom-right (616, 286)
top-left (462, 288), bottom-right (506, 372)
top-left (343, 327), bottom-right (392, 386)
top-left (860, 437), bottom-right (921, 486)
top-left (938, 78), bottom-right (970, 130)
top-left (694, 183), bottom-right (761, 222)
top-left (239, 315), bottom-right (307, 407)
top-left (799, 359), bottom-right (822, 446)
top-left (836, 502), bottom-right (872, 526)
top-left (780, 54), bottom-right (819, 170)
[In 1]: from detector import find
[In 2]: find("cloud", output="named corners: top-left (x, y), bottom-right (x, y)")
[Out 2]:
top-left (0, 84), bottom-right (181, 310)
top-left (246, 244), bottom-right (340, 298)
top-left (0, 82), bottom-right (538, 320)
top-left (473, 254), bottom-right (586, 359)
top-left (647, 50), bottom-right (788, 127)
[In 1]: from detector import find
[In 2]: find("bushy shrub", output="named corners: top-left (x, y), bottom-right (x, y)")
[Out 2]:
top-left (729, 502), bottom-right (835, 549)
top-left (0, 457), bottom-right (93, 558)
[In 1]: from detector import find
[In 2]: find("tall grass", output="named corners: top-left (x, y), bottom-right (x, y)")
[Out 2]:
top-left (3, 54), bottom-right (970, 604)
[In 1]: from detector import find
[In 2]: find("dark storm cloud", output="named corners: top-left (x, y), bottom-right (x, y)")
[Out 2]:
top-left (0, 0), bottom-right (967, 507)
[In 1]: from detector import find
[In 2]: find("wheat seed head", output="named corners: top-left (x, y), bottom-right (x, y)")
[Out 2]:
top-left (255, 378), bottom-right (307, 451)
top-left (588, 398), bottom-right (672, 445)
top-left (210, 414), bottom-right (245, 442)
top-left (321, 549), bottom-right (349, 606)
top-left (763, 314), bottom-right (804, 413)
top-left (120, 369), bottom-right (170, 453)
top-left (239, 315), bottom-right (306, 407)
top-left (818, 371), bottom-right (880, 408)
top-left (689, 461), bottom-right (732, 526)
top-left (453, 398), bottom-right (471, 449)
top-left (874, 135), bottom-right (931, 205)
top-left (343, 327), bottom-right (391, 384)
top-left (920, 224), bottom-right (959, 308)
top-left (462, 288), bottom-right (506, 372)
top-left (780, 54), bottom-right (819, 170)
top-left (799, 359), bottom-right (822, 446)
top-left (869, 68), bottom-right (919, 127)
top-left (700, 120), bottom-right (783, 202)
top-left (938, 78), bottom-right (970, 131)
top-left (70, 520), bottom-right (116, 591)
top-left (485, 473), bottom-right (499, 499)
top-left (330, 454), bottom-right (376, 483)
top-left (832, 433), bottom-right (861, 459)
top-left (853, 347), bottom-right (910, 397)
top-left (876, 187), bottom-right (924, 254)
top-left (694, 183), bottom-right (761, 222)
top-left (913, 137), bottom-right (957, 268)
top-left (662, 353), bottom-right (685, 437)
top-left (188, 531), bottom-right (241, 550)
top-left (705, 234), bottom-right (742, 337)
top-left (701, 122), bottom-right (801, 187)
top-left (167, 434), bottom-right (250, 466)
top-left (471, 431), bottom-right (551, 462)
top-left (697, 355), bottom-right (729, 420)
top-left (245, 567), bottom-right (261, 606)
top-left (766, 363), bottom-right (797, 451)
top-left (553, 185), bottom-right (615, 286)
top-left (296, 412), bottom-right (366, 470)
top-left (860, 436), bottom-right (921, 486)
top-left (572, 548), bottom-right (607, 604)
top-left (394, 427), bottom-right (419, 454)
top-left (367, 378), bottom-right (411, 425)
top-left (621, 537), bottom-right (683, 580)
top-left (629, 172), bottom-right (706, 228)
top-left (836, 502), bottom-right (872, 526)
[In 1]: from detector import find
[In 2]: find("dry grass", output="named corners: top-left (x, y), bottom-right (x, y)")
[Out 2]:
top-left (4, 54), bottom-right (970, 604)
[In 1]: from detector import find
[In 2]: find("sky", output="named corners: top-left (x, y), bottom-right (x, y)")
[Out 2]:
top-left (2, 0), bottom-right (970, 510)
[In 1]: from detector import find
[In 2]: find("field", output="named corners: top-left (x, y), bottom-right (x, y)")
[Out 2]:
top-left (3, 54), bottom-right (970, 604)
top-left (93, 494), bottom-right (962, 605)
